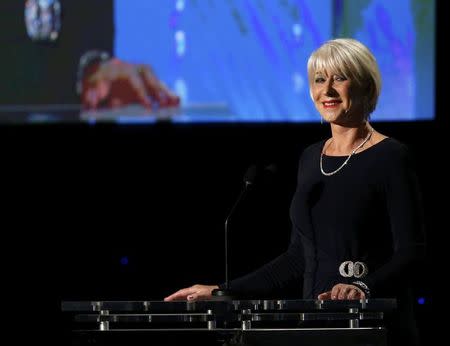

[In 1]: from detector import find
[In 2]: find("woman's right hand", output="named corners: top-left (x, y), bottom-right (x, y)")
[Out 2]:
top-left (163, 284), bottom-right (219, 302)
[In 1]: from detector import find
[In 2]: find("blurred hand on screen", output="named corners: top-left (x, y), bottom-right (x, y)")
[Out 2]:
top-left (164, 284), bottom-right (218, 302)
top-left (81, 58), bottom-right (180, 110)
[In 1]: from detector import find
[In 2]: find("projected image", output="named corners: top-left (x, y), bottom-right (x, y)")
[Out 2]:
top-left (0, 0), bottom-right (435, 123)
top-left (114, 0), bottom-right (331, 123)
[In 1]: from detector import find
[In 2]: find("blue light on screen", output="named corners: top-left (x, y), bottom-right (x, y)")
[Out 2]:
top-left (114, 0), bottom-right (435, 122)
top-left (120, 256), bottom-right (129, 266)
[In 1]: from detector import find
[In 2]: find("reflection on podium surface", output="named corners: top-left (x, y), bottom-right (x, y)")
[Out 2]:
top-left (62, 299), bottom-right (396, 346)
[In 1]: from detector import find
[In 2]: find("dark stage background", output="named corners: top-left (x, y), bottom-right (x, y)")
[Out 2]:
top-left (1, 1), bottom-right (447, 344)
top-left (2, 120), bottom-right (443, 344)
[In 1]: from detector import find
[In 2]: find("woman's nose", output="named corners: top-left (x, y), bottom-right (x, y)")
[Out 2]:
top-left (324, 79), bottom-right (336, 96)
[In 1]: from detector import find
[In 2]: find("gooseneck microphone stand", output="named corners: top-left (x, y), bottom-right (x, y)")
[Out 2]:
top-left (212, 167), bottom-right (256, 300)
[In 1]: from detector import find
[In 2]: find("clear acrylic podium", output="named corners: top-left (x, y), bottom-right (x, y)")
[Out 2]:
top-left (61, 298), bottom-right (396, 345)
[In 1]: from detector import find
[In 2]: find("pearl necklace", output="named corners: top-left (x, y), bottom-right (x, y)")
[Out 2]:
top-left (320, 128), bottom-right (374, 176)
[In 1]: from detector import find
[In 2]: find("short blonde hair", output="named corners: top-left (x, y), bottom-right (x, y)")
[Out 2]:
top-left (307, 38), bottom-right (381, 117)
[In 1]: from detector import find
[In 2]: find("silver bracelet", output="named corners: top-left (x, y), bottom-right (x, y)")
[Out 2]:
top-left (352, 281), bottom-right (371, 298)
top-left (76, 50), bottom-right (111, 95)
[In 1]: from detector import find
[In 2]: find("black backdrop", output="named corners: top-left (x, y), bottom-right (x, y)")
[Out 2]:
top-left (2, 120), bottom-right (442, 344)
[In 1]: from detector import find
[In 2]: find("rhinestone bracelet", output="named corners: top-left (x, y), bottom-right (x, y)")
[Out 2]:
top-left (352, 281), bottom-right (371, 298)
top-left (76, 50), bottom-right (111, 95)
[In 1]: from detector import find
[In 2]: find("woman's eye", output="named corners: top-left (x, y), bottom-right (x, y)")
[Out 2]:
top-left (334, 75), bottom-right (347, 81)
top-left (315, 77), bottom-right (325, 83)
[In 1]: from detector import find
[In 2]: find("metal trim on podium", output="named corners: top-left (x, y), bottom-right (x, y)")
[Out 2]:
top-left (61, 299), bottom-right (396, 345)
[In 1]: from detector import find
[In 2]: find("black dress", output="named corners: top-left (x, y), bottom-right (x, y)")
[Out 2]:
top-left (226, 137), bottom-right (426, 346)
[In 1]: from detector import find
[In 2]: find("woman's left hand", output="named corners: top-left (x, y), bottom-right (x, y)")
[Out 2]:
top-left (317, 283), bottom-right (366, 300)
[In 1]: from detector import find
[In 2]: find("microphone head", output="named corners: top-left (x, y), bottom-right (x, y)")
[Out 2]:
top-left (243, 164), bottom-right (258, 185)
top-left (243, 163), bottom-right (277, 185)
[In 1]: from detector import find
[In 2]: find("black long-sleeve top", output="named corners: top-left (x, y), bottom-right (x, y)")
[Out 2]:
top-left (227, 137), bottom-right (426, 300)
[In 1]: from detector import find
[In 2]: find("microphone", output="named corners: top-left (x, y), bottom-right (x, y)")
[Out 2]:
top-left (212, 164), bottom-right (276, 299)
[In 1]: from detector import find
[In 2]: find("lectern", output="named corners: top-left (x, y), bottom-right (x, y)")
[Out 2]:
top-left (61, 299), bottom-right (396, 346)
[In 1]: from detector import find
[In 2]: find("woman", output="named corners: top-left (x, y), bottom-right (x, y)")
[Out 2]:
top-left (164, 38), bottom-right (425, 346)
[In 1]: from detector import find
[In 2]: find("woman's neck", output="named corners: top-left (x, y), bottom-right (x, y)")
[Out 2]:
top-left (327, 122), bottom-right (372, 155)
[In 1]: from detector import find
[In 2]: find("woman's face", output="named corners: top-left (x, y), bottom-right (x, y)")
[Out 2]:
top-left (311, 70), bottom-right (364, 124)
